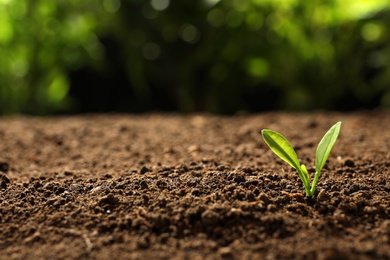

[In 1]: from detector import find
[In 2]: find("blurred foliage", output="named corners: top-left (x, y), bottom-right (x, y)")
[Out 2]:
top-left (1, 0), bottom-right (390, 114)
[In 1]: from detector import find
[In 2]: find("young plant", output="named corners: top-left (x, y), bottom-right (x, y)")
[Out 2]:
top-left (261, 121), bottom-right (341, 196)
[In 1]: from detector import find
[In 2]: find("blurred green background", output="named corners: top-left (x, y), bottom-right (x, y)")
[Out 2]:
top-left (1, 0), bottom-right (390, 115)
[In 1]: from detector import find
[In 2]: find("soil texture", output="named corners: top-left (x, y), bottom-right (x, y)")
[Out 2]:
top-left (0, 111), bottom-right (389, 259)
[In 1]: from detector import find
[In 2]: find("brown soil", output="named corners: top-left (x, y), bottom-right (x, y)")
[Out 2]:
top-left (0, 111), bottom-right (389, 260)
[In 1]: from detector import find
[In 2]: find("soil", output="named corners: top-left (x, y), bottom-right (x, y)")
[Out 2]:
top-left (0, 110), bottom-right (389, 260)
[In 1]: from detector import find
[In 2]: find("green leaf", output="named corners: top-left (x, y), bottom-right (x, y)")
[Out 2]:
top-left (261, 129), bottom-right (301, 171)
top-left (300, 164), bottom-right (310, 183)
top-left (315, 121), bottom-right (342, 173)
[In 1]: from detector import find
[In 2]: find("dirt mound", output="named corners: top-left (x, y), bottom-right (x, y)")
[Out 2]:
top-left (0, 111), bottom-right (389, 259)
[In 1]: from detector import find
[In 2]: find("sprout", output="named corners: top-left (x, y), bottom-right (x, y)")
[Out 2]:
top-left (261, 122), bottom-right (341, 196)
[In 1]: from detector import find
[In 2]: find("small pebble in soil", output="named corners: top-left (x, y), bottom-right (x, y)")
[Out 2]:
top-left (267, 204), bottom-right (277, 212)
top-left (286, 184), bottom-right (293, 189)
top-left (63, 171), bottom-right (74, 176)
top-left (140, 166), bottom-right (151, 174)
top-left (218, 247), bottom-right (233, 259)
top-left (0, 162), bottom-right (9, 173)
top-left (69, 184), bottom-right (83, 192)
top-left (317, 189), bottom-right (328, 202)
top-left (259, 193), bottom-right (271, 205)
top-left (0, 174), bottom-right (11, 189)
top-left (344, 159), bottom-right (355, 167)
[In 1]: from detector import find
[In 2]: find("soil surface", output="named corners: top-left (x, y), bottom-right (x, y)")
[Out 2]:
top-left (0, 111), bottom-right (389, 260)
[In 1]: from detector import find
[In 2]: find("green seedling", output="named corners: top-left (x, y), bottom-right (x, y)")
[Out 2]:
top-left (261, 122), bottom-right (341, 196)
